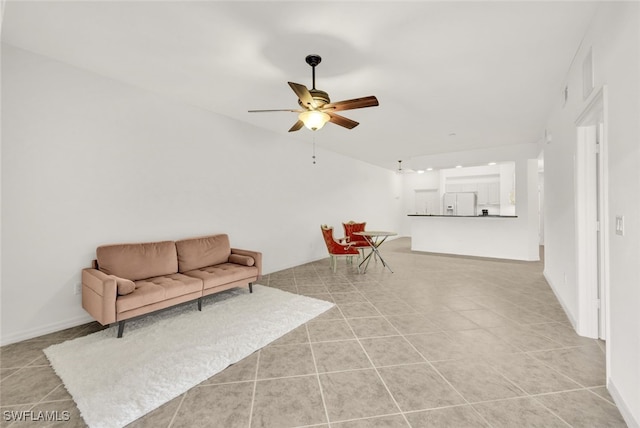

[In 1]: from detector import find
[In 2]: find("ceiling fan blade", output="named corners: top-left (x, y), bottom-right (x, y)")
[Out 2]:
top-left (288, 82), bottom-right (317, 109)
top-left (288, 120), bottom-right (304, 132)
top-left (322, 96), bottom-right (379, 112)
top-left (248, 109), bottom-right (302, 113)
top-left (328, 112), bottom-right (359, 129)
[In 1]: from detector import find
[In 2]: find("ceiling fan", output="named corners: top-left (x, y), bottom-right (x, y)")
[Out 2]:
top-left (248, 54), bottom-right (379, 132)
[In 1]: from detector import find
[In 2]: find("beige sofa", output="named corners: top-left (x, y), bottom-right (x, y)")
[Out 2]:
top-left (82, 234), bottom-right (262, 337)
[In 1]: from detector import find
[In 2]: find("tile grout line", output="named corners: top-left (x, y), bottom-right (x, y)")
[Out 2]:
top-left (335, 290), bottom-right (413, 428)
top-left (166, 392), bottom-right (188, 428)
top-left (304, 322), bottom-right (332, 428)
top-left (367, 309), bottom-right (463, 418)
top-left (393, 320), bottom-right (497, 428)
top-left (304, 263), bottom-right (334, 427)
top-left (525, 352), bottom-right (600, 390)
top-left (474, 357), bottom-right (576, 428)
top-left (322, 411), bottom-right (406, 426)
top-left (440, 328), bottom-right (584, 426)
top-left (524, 349), bottom-right (604, 390)
top-left (245, 349), bottom-right (261, 428)
top-left (33, 383), bottom-right (68, 407)
top-left (0, 353), bottom-right (47, 382)
top-left (317, 268), bottom-right (560, 427)
top-left (584, 386), bottom-right (619, 406)
top-left (0, 355), bottom-right (65, 427)
top-left (529, 394), bottom-right (575, 428)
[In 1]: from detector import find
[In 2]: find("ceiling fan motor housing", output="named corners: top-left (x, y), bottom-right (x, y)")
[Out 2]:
top-left (298, 89), bottom-right (330, 108)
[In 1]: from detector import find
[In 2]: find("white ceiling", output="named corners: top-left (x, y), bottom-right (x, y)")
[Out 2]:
top-left (1, 1), bottom-right (598, 171)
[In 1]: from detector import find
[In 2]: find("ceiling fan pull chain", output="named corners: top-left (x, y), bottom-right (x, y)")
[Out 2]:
top-left (312, 135), bottom-right (317, 165)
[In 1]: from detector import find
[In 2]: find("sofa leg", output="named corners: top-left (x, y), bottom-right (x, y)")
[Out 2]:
top-left (117, 320), bottom-right (125, 338)
top-left (198, 297), bottom-right (202, 311)
top-left (249, 282), bottom-right (253, 293)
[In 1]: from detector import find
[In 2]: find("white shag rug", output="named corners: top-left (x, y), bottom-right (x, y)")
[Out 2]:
top-left (44, 285), bottom-right (334, 428)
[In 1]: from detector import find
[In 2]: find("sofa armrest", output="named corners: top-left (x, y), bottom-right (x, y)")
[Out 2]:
top-left (82, 268), bottom-right (117, 325)
top-left (230, 248), bottom-right (262, 280)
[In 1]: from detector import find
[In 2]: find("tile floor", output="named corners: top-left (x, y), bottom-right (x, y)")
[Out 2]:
top-left (0, 238), bottom-right (628, 427)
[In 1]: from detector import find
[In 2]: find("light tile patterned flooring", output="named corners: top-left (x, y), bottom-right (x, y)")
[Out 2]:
top-left (0, 238), bottom-right (628, 427)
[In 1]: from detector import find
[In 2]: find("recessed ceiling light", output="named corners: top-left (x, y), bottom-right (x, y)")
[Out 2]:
top-left (417, 170), bottom-right (425, 174)
top-left (455, 165), bottom-right (463, 168)
top-left (426, 167), bottom-right (433, 171)
top-left (488, 162), bottom-right (497, 166)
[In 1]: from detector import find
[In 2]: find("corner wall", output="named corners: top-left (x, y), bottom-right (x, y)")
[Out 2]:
top-left (0, 45), bottom-right (403, 344)
top-left (543, 2), bottom-right (639, 425)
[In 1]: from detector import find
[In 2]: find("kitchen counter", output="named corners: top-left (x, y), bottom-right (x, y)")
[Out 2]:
top-left (407, 214), bottom-right (518, 218)
top-left (409, 214), bottom-right (538, 261)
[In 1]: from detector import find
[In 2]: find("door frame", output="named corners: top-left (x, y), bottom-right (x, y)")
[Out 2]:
top-left (574, 85), bottom-right (609, 344)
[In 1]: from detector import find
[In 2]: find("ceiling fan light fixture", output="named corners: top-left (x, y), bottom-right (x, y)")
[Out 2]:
top-left (299, 110), bottom-right (330, 131)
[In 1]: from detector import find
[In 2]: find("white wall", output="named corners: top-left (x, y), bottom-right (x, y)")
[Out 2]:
top-left (538, 171), bottom-right (544, 245)
top-left (544, 2), bottom-right (639, 426)
top-left (400, 170), bottom-right (440, 217)
top-left (0, 45), bottom-right (403, 345)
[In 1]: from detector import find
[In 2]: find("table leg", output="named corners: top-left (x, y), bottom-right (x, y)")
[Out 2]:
top-left (358, 239), bottom-right (375, 273)
top-left (358, 235), bottom-right (393, 273)
top-left (369, 236), bottom-right (393, 273)
top-left (358, 236), bottom-right (373, 273)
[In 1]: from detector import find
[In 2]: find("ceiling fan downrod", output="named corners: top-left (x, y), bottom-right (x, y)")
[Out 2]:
top-left (305, 54), bottom-right (322, 90)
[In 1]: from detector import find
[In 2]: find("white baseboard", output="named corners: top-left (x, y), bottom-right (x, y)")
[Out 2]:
top-left (543, 270), bottom-right (577, 329)
top-left (1, 314), bottom-right (95, 346)
top-left (608, 379), bottom-right (640, 428)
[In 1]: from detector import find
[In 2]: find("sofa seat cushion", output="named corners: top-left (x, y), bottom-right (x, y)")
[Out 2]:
top-left (184, 263), bottom-right (258, 290)
top-left (116, 273), bottom-right (202, 314)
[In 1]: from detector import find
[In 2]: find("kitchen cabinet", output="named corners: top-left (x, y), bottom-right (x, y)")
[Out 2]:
top-left (477, 183), bottom-right (488, 205)
top-left (476, 182), bottom-right (500, 205)
top-left (488, 182), bottom-right (500, 204)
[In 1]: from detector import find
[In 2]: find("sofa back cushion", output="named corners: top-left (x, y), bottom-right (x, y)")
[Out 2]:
top-left (175, 234), bottom-right (231, 272)
top-left (97, 241), bottom-right (178, 281)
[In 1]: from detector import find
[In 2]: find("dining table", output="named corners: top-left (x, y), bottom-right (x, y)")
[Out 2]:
top-left (353, 231), bottom-right (397, 273)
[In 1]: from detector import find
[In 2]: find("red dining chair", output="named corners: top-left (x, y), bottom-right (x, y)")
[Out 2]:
top-left (320, 225), bottom-right (360, 273)
top-left (342, 221), bottom-right (370, 254)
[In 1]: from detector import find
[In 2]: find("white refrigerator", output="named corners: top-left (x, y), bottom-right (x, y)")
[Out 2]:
top-left (443, 192), bottom-right (477, 216)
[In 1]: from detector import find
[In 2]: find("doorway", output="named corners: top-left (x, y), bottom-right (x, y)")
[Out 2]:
top-left (575, 86), bottom-right (608, 341)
